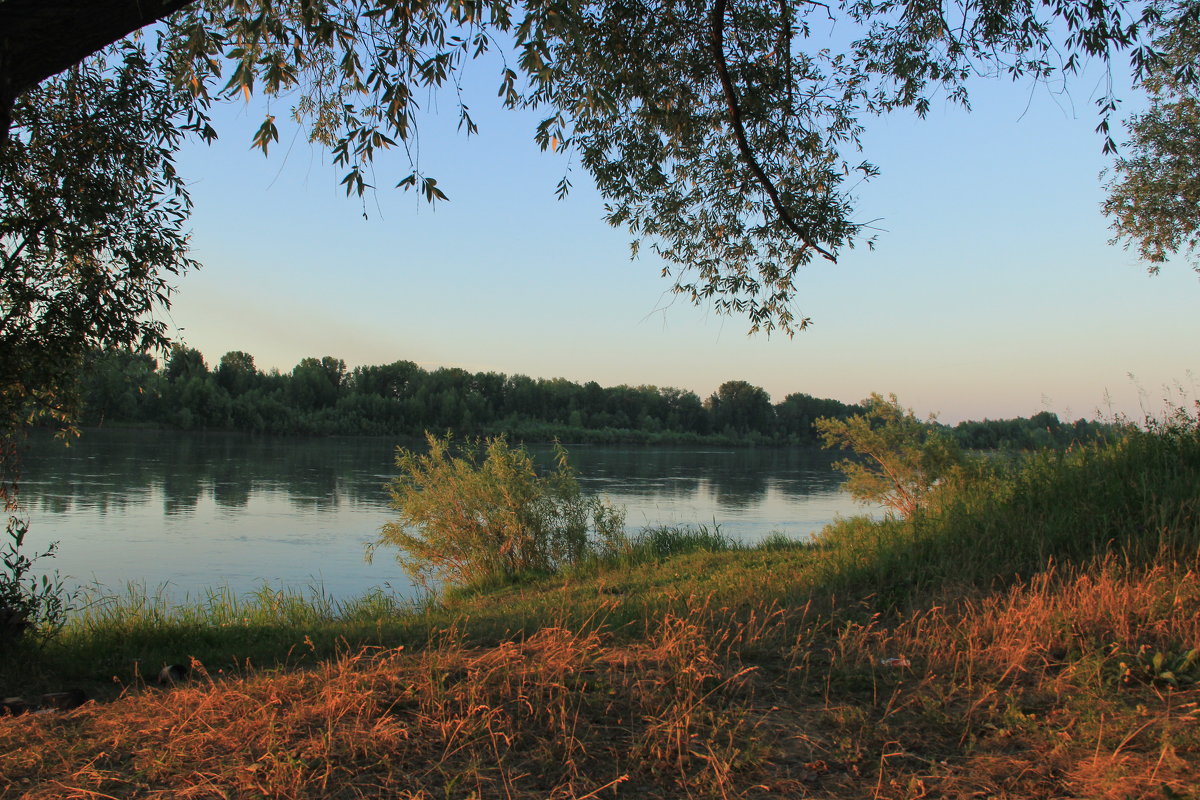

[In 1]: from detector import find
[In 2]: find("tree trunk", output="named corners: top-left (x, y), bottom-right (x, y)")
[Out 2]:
top-left (0, 92), bottom-right (11, 147)
top-left (0, 0), bottom-right (198, 142)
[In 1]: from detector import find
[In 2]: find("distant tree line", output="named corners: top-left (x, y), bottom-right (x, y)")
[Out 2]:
top-left (75, 346), bottom-right (865, 444)
top-left (72, 346), bottom-right (1118, 448)
top-left (951, 411), bottom-right (1118, 452)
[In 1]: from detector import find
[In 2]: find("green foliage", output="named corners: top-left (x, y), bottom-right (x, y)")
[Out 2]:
top-left (1, 41), bottom-right (197, 436)
top-left (812, 403), bottom-right (1200, 600)
top-left (214, 351), bottom-right (257, 396)
top-left (1105, 2), bottom-right (1200, 272)
top-left (1116, 644), bottom-right (1200, 688)
top-left (627, 524), bottom-right (737, 561)
top-left (706, 381), bottom-right (774, 436)
top-left (0, 41), bottom-right (194, 646)
top-left (774, 393), bottom-right (864, 443)
top-left (816, 393), bottom-right (965, 518)
top-left (373, 434), bottom-right (626, 591)
top-left (288, 356), bottom-right (346, 411)
top-left (758, 531), bottom-right (805, 551)
top-left (81, 349), bottom-right (159, 425)
top-left (72, 345), bottom-right (1126, 450)
top-left (952, 411), bottom-right (1123, 451)
top-left (164, 345), bottom-right (208, 384)
top-left (0, 515), bottom-right (72, 648)
top-left (522, 0), bottom-right (1160, 331)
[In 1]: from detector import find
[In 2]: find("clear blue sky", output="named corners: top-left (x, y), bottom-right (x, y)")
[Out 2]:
top-left (166, 54), bottom-right (1199, 425)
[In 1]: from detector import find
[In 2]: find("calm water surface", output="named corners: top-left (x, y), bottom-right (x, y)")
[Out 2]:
top-left (17, 430), bottom-right (870, 600)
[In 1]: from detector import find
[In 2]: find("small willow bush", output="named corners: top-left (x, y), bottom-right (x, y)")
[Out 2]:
top-left (372, 434), bottom-right (626, 592)
top-left (816, 392), bottom-right (967, 519)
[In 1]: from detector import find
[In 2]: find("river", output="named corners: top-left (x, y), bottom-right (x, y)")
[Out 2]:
top-left (14, 429), bottom-right (870, 601)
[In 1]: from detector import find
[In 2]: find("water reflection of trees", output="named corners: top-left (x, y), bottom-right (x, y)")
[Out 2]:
top-left (20, 432), bottom-right (846, 518)
top-left (21, 475), bottom-right (155, 515)
top-left (286, 466), bottom-right (343, 511)
top-left (212, 480), bottom-right (251, 510)
top-left (530, 444), bottom-right (845, 510)
top-left (21, 430), bottom-right (399, 515)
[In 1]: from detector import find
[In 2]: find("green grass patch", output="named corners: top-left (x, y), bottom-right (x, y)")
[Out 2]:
top-left (808, 408), bottom-right (1200, 606)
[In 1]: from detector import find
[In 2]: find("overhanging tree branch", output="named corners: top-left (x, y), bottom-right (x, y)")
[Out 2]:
top-left (708, 0), bottom-right (836, 263)
top-left (0, 0), bottom-right (198, 142)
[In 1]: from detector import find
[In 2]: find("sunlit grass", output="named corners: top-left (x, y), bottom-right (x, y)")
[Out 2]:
top-left (4, 559), bottom-right (1199, 798)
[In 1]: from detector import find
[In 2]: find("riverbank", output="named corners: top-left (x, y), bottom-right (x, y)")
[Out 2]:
top-left (2, 414), bottom-right (1198, 798)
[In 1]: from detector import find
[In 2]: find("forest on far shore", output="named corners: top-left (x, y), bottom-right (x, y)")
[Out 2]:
top-left (73, 346), bottom-right (1118, 448)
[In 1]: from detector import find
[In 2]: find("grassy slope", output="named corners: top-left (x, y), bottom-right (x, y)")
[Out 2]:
top-left (2, 415), bottom-right (1199, 799)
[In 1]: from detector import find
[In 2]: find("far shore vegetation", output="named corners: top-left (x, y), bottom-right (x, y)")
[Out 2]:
top-left (2, 398), bottom-right (1198, 797)
top-left (70, 345), bottom-right (1119, 449)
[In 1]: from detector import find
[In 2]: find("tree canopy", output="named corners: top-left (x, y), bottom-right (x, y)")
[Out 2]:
top-left (0, 0), bottom-right (1191, 438)
top-left (1, 40), bottom-right (196, 440)
top-left (1105, 1), bottom-right (1200, 272)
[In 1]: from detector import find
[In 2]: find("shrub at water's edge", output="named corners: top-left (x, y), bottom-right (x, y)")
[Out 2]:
top-left (370, 434), bottom-right (627, 593)
top-left (0, 515), bottom-right (73, 649)
top-left (815, 392), bottom-right (966, 518)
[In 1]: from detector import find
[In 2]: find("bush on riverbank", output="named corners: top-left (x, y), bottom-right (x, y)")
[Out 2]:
top-left (816, 392), bottom-right (967, 518)
top-left (373, 435), bottom-right (627, 591)
top-left (0, 516), bottom-right (72, 650)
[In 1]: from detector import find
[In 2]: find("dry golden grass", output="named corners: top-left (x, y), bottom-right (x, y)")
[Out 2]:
top-left (789, 562), bottom-right (1200, 799)
top-left (1, 598), bottom-right (767, 799)
top-left (3, 562), bottom-right (1198, 799)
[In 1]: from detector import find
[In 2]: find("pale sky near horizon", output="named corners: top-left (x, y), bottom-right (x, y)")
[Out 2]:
top-left (163, 45), bottom-right (1200, 426)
